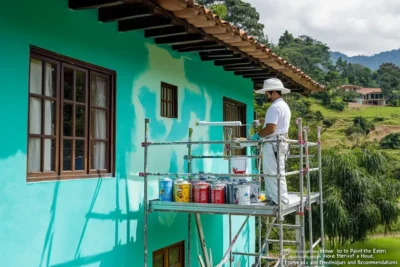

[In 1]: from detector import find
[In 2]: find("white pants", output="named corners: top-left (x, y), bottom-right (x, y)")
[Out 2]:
top-left (262, 141), bottom-right (290, 205)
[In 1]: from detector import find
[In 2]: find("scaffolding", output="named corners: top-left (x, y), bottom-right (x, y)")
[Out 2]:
top-left (140, 117), bottom-right (325, 267)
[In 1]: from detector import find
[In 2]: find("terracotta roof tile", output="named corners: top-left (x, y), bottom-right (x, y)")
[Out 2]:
top-left (357, 88), bottom-right (383, 94)
top-left (155, 0), bottom-right (324, 92)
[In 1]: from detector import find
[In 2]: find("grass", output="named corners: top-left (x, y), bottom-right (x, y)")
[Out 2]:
top-left (324, 237), bottom-right (400, 266)
top-left (307, 98), bottom-right (400, 148)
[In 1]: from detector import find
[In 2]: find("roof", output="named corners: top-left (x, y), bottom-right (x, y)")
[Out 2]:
top-left (357, 88), bottom-right (383, 95)
top-left (155, 0), bottom-right (324, 92)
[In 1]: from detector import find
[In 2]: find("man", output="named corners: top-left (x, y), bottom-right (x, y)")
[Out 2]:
top-left (254, 78), bottom-right (291, 206)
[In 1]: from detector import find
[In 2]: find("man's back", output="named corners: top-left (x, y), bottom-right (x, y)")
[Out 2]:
top-left (264, 98), bottom-right (291, 136)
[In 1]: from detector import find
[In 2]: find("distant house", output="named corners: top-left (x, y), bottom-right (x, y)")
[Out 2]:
top-left (338, 85), bottom-right (386, 106)
top-left (356, 88), bottom-right (386, 106)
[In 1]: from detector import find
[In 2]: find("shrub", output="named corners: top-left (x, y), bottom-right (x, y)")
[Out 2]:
top-left (346, 117), bottom-right (375, 136)
top-left (380, 133), bottom-right (400, 149)
top-left (323, 119), bottom-right (336, 127)
top-left (328, 102), bottom-right (346, 111)
top-left (373, 117), bottom-right (385, 122)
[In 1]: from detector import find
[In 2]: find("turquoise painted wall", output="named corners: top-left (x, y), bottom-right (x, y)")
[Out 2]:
top-left (0, 0), bottom-right (255, 266)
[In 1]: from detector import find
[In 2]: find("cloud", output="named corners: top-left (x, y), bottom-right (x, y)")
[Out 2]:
top-left (246, 0), bottom-right (400, 56)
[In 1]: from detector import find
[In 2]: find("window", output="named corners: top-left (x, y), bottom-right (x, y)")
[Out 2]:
top-left (223, 97), bottom-right (247, 155)
top-left (161, 82), bottom-right (178, 118)
top-left (27, 46), bottom-right (115, 181)
top-left (153, 241), bottom-right (184, 267)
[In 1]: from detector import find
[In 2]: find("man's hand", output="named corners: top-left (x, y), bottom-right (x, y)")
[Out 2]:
top-left (259, 118), bottom-right (265, 126)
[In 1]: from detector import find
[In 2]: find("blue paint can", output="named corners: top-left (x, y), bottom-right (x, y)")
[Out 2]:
top-left (159, 177), bottom-right (173, 201)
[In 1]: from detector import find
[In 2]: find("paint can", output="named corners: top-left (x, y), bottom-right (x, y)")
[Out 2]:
top-left (226, 183), bottom-right (239, 204)
top-left (189, 180), bottom-right (202, 202)
top-left (194, 182), bottom-right (210, 203)
top-left (159, 177), bottom-right (173, 201)
top-left (236, 184), bottom-right (251, 205)
top-left (174, 179), bottom-right (191, 203)
top-left (211, 183), bottom-right (225, 204)
top-left (231, 157), bottom-right (247, 174)
top-left (249, 182), bottom-right (261, 203)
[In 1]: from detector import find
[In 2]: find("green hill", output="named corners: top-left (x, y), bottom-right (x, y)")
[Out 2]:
top-left (309, 98), bottom-right (400, 160)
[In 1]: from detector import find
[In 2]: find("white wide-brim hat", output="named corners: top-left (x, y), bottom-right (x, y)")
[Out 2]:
top-left (255, 78), bottom-right (291, 95)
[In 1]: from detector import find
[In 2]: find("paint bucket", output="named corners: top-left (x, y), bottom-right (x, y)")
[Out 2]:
top-left (249, 182), bottom-right (260, 203)
top-left (194, 182), bottom-right (210, 203)
top-left (189, 180), bottom-right (202, 202)
top-left (231, 157), bottom-right (247, 174)
top-left (159, 177), bottom-right (173, 201)
top-left (211, 183), bottom-right (225, 204)
top-left (226, 183), bottom-right (239, 204)
top-left (236, 184), bottom-right (251, 205)
top-left (174, 179), bottom-right (191, 203)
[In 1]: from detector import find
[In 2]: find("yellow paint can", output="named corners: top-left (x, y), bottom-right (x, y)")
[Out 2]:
top-left (174, 179), bottom-right (191, 202)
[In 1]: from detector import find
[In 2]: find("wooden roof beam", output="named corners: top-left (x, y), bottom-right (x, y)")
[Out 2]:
top-left (214, 58), bottom-right (253, 67)
top-left (145, 26), bottom-right (188, 38)
top-left (118, 16), bottom-right (173, 31)
top-left (98, 4), bottom-right (154, 22)
top-left (69, 0), bottom-right (123, 10)
top-left (155, 33), bottom-right (205, 45)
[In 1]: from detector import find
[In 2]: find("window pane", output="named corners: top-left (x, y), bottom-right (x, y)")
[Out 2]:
top-left (91, 75), bottom-right (108, 108)
top-left (63, 139), bottom-right (72, 171)
top-left (75, 140), bottom-right (85, 171)
top-left (76, 70), bottom-right (86, 103)
top-left (28, 138), bottom-right (41, 172)
top-left (64, 67), bottom-right (73, 100)
top-left (29, 97), bottom-right (42, 134)
top-left (169, 246), bottom-right (180, 266)
top-left (91, 109), bottom-right (107, 139)
top-left (44, 138), bottom-right (55, 172)
top-left (44, 100), bottom-right (56, 135)
top-left (45, 63), bottom-right (57, 97)
top-left (30, 58), bottom-right (42, 94)
top-left (167, 88), bottom-right (172, 101)
top-left (64, 104), bottom-right (73, 137)
top-left (91, 141), bottom-right (106, 169)
top-left (167, 103), bottom-right (172, 117)
top-left (76, 105), bottom-right (85, 137)
top-left (153, 253), bottom-right (164, 267)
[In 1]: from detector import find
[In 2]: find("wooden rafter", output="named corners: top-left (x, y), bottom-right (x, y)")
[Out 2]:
top-left (98, 4), bottom-right (153, 22)
top-left (155, 33), bottom-right (204, 45)
top-left (69, 0), bottom-right (123, 10)
top-left (145, 26), bottom-right (187, 38)
top-left (118, 16), bottom-right (173, 31)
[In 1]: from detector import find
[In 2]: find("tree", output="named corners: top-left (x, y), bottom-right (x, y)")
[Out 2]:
top-left (377, 63), bottom-right (400, 105)
top-left (310, 148), bottom-right (400, 246)
top-left (196, 0), bottom-right (269, 45)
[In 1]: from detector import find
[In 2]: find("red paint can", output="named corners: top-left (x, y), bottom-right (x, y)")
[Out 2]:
top-left (194, 182), bottom-right (210, 203)
top-left (211, 184), bottom-right (225, 204)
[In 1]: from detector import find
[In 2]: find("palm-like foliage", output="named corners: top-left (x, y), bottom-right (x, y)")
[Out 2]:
top-left (308, 147), bottom-right (400, 247)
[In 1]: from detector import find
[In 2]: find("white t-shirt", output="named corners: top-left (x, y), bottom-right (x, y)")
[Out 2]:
top-left (263, 98), bottom-right (291, 137)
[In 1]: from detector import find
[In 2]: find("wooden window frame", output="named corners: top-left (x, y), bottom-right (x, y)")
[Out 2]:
top-left (223, 97), bottom-right (247, 156)
top-left (27, 46), bottom-right (116, 182)
top-left (160, 82), bottom-right (178, 118)
top-left (153, 241), bottom-right (185, 267)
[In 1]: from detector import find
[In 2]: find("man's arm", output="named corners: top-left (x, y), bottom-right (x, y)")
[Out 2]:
top-left (259, 123), bottom-right (277, 137)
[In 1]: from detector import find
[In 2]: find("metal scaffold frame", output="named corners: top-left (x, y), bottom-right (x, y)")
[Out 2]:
top-left (140, 117), bottom-right (325, 267)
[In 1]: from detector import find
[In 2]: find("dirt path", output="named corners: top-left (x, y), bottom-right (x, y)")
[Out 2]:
top-left (367, 125), bottom-right (400, 141)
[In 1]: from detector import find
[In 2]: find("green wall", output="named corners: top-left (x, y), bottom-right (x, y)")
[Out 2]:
top-left (0, 0), bottom-right (255, 266)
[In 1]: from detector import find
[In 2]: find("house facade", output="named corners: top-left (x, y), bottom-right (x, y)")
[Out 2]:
top-left (338, 85), bottom-right (385, 106)
top-left (356, 88), bottom-right (386, 106)
top-left (0, 0), bottom-right (322, 266)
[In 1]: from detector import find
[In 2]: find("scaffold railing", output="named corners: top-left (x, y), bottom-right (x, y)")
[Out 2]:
top-left (141, 117), bottom-right (325, 267)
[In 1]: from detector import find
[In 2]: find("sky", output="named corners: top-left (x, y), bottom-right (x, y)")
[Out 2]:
top-left (246, 0), bottom-right (400, 56)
